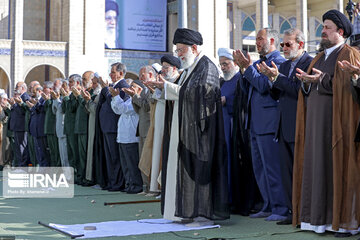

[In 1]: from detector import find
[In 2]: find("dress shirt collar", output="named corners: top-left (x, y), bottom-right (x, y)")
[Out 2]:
top-left (324, 42), bottom-right (343, 60)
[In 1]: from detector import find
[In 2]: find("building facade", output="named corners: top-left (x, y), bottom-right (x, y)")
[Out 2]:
top-left (0, 0), bottom-right (351, 96)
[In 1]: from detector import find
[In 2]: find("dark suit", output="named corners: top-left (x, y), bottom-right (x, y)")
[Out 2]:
top-left (98, 79), bottom-right (129, 190)
top-left (44, 99), bottom-right (60, 167)
top-left (62, 93), bottom-right (78, 177)
top-left (241, 50), bottom-right (288, 216)
top-left (9, 92), bottom-right (30, 166)
top-left (74, 95), bottom-right (89, 184)
top-left (270, 52), bottom-right (313, 213)
top-left (29, 97), bottom-right (50, 167)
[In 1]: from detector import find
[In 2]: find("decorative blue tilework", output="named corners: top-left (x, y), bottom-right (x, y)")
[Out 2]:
top-left (23, 49), bottom-right (67, 57)
top-left (105, 50), bottom-right (166, 60)
top-left (0, 48), bottom-right (11, 55)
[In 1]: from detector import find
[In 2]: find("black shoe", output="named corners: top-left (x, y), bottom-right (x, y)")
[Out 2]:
top-left (81, 181), bottom-right (95, 187)
top-left (108, 188), bottom-right (122, 192)
top-left (334, 232), bottom-right (352, 238)
top-left (127, 189), bottom-right (143, 194)
top-left (276, 217), bottom-right (292, 225)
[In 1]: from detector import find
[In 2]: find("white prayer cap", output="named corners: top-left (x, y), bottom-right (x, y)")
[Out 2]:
top-left (0, 93), bottom-right (8, 99)
top-left (218, 48), bottom-right (234, 60)
top-left (152, 63), bottom-right (162, 74)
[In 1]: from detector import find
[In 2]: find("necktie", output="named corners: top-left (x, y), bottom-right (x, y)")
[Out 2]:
top-left (259, 55), bottom-right (267, 63)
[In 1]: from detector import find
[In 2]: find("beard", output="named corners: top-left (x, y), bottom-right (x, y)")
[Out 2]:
top-left (320, 33), bottom-right (336, 49)
top-left (223, 67), bottom-right (239, 80)
top-left (284, 48), bottom-right (299, 60)
top-left (163, 69), bottom-right (175, 81)
top-left (180, 50), bottom-right (196, 69)
top-left (258, 41), bottom-right (270, 56)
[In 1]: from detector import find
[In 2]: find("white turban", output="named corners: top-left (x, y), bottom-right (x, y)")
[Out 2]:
top-left (218, 48), bottom-right (234, 60)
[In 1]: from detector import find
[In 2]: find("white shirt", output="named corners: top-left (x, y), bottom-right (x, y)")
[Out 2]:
top-left (324, 42), bottom-right (343, 60)
top-left (111, 95), bottom-right (139, 144)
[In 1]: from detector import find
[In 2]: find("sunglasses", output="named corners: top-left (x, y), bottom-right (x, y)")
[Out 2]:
top-left (280, 42), bottom-right (294, 48)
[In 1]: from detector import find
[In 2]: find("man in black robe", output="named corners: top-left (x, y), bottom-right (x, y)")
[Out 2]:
top-left (149, 28), bottom-right (230, 222)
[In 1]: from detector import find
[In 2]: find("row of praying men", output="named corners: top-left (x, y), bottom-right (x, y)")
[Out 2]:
top-left (1, 8), bottom-right (360, 236)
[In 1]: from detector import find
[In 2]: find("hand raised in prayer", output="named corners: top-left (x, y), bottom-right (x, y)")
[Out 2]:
top-left (9, 98), bottom-right (15, 106)
top-left (338, 59), bottom-right (360, 80)
top-left (149, 74), bottom-right (166, 89)
top-left (30, 97), bottom-right (38, 105)
top-left (41, 92), bottom-right (50, 101)
top-left (296, 67), bottom-right (322, 83)
top-left (122, 87), bottom-right (136, 97)
top-left (50, 90), bottom-right (60, 100)
top-left (143, 81), bottom-right (155, 93)
top-left (109, 87), bottom-right (120, 97)
top-left (256, 61), bottom-right (279, 82)
top-left (71, 86), bottom-right (80, 97)
top-left (98, 77), bottom-right (108, 88)
top-left (81, 90), bottom-right (91, 102)
top-left (60, 87), bottom-right (69, 97)
top-left (233, 49), bottom-right (252, 70)
top-left (14, 96), bottom-right (23, 104)
top-left (26, 101), bottom-right (34, 108)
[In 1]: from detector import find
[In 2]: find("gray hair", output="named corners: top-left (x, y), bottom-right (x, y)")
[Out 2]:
top-left (265, 28), bottom-right (280, 47)
top-left (19, 82), bottom-right (27, 91)
top-left (143, 65), bottom-right (157, 77)
top-left (69, 74), bottom-right (82, 84)
top-left (34, 85), bottom-right (43, 91)
top-left (284, 28), bottom-right (305, 46)
top-left (43, 81), bottom-right (54, 89)
top-left (111, 62), bottom-right (127, 75)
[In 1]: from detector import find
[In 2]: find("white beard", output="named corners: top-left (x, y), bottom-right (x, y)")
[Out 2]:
top-left (223, 67), bottom-right (239, 81)
top-left (105, 29), bottom-right (116, 48)
top-left (180, 50), bottom-right (196, 69)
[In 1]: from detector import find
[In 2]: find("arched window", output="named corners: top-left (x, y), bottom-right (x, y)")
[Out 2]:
top-left (316, 25), bottom-right (323, 37)
top-left (242, 16), bottom-right (255, 31)
top-left (280, 20), bottom-right (291, 34)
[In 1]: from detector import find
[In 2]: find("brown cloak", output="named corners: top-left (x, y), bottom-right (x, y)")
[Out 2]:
top-left (293, 44), bottom-right (360, 230)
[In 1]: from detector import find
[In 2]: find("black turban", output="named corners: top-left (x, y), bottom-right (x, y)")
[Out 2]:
top-left (173, 28), bottom-right (203, 46)
top-left (323, 9), bottom-right (353, 38)
top-left (161, 55), bottom-right (181, 69)
top-left (106, 0), bottom-right (119, 16)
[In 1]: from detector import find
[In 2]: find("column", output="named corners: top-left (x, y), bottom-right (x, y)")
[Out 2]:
top-left (308, 16), bottom-right (316, 53)
top-left (256, 0), bottom-right (268, 31)
top-left (338, 0), bottom-right (344, 13)
top-left (10, 0), bottom-right (24, 93)
top-left (233, 7), bottom-right (243, 51)
top-left (178, 0), bottom-right (188, 28)
top-left (197, 0), bottom-right (215, 57)
top-left (67, 0), bottom-right (84, 75)
top-left (214, 0), bottom-right (228, 54)
top-left (296, 0), bottom-right (308, 51)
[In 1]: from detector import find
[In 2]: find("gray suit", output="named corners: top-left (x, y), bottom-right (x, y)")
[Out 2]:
top-left (131, 83), bottom-right (152, 156)
top-left (52, 98), bottom-right (69, 167)
top-left (85, 90), bottom-right (100, 181)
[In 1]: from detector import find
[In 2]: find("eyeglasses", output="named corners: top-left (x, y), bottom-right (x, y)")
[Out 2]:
top-left (280, 42), bottom-right (294, 48)
top-left (220, 62), bottom-right (231, 67)
top-left (175, 46), bottom-right (189, 54)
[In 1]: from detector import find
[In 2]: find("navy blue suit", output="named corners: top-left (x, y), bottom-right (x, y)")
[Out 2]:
top-left (29, 97), bottom-right (50, 166)
top-left (9, 92), bottom-right (30, 166)
top-left (98, 79), bottom-right (129, 190)
top-left (270, 52), bottom-right (313, 212)
top-left (241, 50), bottom-right (288, 216)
